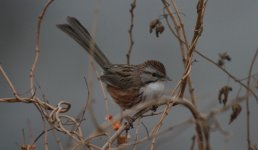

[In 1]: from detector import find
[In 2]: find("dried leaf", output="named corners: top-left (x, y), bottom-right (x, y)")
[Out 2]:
top-left (229, 103), bottom-right (242, 124)
top-left (218, 86), bottom-right (232, 106)
top-left (155, 22), bottom-right (165, 37)
top-left (149, 19), bottom-right (159, 33)
top-left (217, 52), bottom-right (231, 66)
top-left (219, 52), bottom-right (231, 61)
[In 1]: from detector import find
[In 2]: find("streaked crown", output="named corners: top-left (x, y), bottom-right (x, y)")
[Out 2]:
top-left (140, 60), bottom-right (170, 85)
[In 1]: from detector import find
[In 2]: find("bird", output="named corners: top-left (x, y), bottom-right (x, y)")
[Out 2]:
top-left (57, 17), bottom-right (171, 110)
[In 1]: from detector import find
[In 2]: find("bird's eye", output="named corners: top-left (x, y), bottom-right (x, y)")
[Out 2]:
top-left (152, 73), bottom-right (158, 77)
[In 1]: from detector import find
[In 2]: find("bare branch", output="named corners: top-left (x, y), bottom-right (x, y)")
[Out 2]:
top-left (126, 0), bottom-right (137, 64)
top-left (30, 0), bottom-right (54, 96)
top-left (195, 50), bottom-right (258, 102)
top-left (246, 48), bottom-right (258, 149)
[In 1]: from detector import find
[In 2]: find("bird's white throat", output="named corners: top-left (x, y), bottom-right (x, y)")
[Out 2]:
top-left (141, 81), bottom-right (165, 101)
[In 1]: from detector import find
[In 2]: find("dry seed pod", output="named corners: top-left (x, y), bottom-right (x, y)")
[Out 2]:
top-left (149, 19), bottom-right (160, 33)
top-left (217, 52), bottom-right (231, 66)
top-left (219, 52), bottom-right (231, 61)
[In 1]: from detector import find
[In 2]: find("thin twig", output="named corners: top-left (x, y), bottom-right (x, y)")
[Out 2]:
top-left (65, 77), bottom-right (91, 148)
top-left (162, 0), bottom-right (187, 62)
top-left (93, 66), bottom-right (110, 117)
top-left (170, 0), bottom-right (190, 51)
top-left (36, 79), bottom-right (64, 149)
top-left (28, 4), bottom-right (57, 148)
top-left (150, 104), bottom-right (170, 150)
top-left (86, 0), bottom-right (104, 138)
top-left (246, 48), bottom-right (258, 149)
top-left (133, 119), bottom-right (141, 150)
top-left (162, 1), bottom-right (198, 106)
top-left (163, 13), bottom-right (182, 42)
top-left (195, 50), bottom-right (258, 102)
top-left (32, 128), bottom-right (53, 145)
top-left (0, 65), bottom-right (20, 99)
top-left (126, 0), bottom-right (136, 64)
top-left (190, 135), bottom-right (196, 150)
top-left (79, 77), bottom-right (90, 125)
top-left (178, 0), bottom-right (207, 98)
top-left (102, 124), bottom-right (126, 150)
top-left (114, 119), bottom-right (193, 150)
top-left (30, 0), bottom-right (54, 96)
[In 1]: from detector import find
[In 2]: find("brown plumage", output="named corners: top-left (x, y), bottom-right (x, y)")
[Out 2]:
top-left (57, 17), bottom-right (171, 109)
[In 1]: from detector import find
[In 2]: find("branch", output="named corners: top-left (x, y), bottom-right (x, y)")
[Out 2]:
top-left (94, 97), bottom-right (205, 149)
top-left (162, 0), bottom-right (198, 105)
top-left (195, 50), bottom-right (258, 103)
top-left (126, 0), bottom-right (136, 64)
top-left (0, 65), bottom-right (21, 99)
top-left (178, 0), bottom-right (207, 98)
top-left (30, 0), bottom-right (54, 95)
top-left (245, 48), bottom-right (258, 149)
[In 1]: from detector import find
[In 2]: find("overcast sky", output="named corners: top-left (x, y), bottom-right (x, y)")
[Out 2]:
top-left (1, 0), bottom-right (258, 149)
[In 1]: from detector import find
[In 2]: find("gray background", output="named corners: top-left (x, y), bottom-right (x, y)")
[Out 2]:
top-left (0, 0), bottom-right (258, 149)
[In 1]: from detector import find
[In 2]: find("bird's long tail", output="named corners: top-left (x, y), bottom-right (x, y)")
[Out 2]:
top-left (57, 16), bottom-right (111, 68)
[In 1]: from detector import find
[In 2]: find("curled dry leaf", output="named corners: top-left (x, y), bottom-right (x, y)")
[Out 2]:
top-left (149, 19), bottom-right (165, 37)
top-left (155, 22), bottom-right (165, 37)
top-left (219, 52), bottom-right (231, 61)
top-left (229, 103), bottom-right (242, 124)
top-left (217, 52), bottom-right (231, 67)
top-left (218, 85), bottom-right (233, 106)
top-left (149, 19), bottom-right (160, 33)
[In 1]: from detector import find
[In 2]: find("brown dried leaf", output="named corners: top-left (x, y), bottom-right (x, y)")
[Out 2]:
top-left (229, 103), bottom-right (242, 124)
top-left (218, 85), bottom-right (232, 106)
top-left (218, 52), bottom-right (231, 66)
top-left (155, 23), bottom-right (165, 37)
top-left (149, 19), bottom-right (159, 33)
top-left (219, 52), bottom-right (231, 61)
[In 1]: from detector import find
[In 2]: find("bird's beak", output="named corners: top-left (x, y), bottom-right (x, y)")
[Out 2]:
top-left (164, 76), bottom-right (172, 81)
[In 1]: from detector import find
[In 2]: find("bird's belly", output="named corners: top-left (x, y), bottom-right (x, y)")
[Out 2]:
top-left (140, 81), bottom-right (165, 101)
